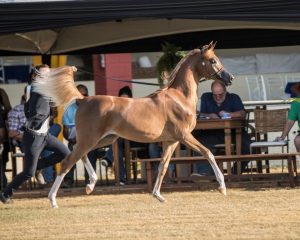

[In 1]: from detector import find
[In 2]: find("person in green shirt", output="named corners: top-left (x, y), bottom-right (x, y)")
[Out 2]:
top-left (275, 83), bottom-right (300, 151)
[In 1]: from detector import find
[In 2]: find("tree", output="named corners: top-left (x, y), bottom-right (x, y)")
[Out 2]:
top-left (156, 42), bottom-right (185, 86)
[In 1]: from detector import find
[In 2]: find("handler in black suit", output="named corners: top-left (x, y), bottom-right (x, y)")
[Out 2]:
top-left (0, 64), bottom-right (70, 204)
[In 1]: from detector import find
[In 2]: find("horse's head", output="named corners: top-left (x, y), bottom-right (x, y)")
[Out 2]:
top-left (197, 42), bottom-right (233, 86)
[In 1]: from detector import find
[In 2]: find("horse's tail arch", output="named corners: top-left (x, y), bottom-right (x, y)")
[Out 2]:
top-left (32, 66), bottom-right (83, 107)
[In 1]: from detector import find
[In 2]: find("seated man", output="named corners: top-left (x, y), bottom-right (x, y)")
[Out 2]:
top-left (275, 82), bottom-right (300, 151)
top-left (193, 80), bottom-right (251, 175)
top-left (62, 84), bottom-right (98, 187)
top-left (101, 138), bottom-right (127, 185)
top-left (7, 93), bottom-right (26, 151)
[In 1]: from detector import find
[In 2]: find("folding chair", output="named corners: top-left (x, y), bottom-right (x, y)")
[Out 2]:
top-left (250, 108), bottom-right (289, 173)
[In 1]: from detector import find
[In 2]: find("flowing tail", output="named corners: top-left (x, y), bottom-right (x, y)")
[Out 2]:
top-left (31, 66), bottom-right (84, 107)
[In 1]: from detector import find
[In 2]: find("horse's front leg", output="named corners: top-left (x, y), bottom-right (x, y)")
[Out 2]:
top-left (82, 155), bottom-right (98, 195)
top-left (180, 133), bottom-right (226, 195)
top-left (152, 141), bottom-right (179, 202)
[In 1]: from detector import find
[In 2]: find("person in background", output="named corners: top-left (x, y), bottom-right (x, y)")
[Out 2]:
top-left (101, 86), bottom-right (148, 185)
top-left (0, 88), bottom-right (12, 188)
top-left (40, 107), bottom-right (62, 184)
top-left (193, 80), bottom-right (251, 175)
top-left (0, 64), bottom-right (70, 204)
top-left (62, 84), bottom-right (98, 187)
top-left (275, 82), bottom-right (300, 151)
top-left (0, 114), bottom-right (7, 189)
top-left (7, 90), bottom-right (26, 151)
top-left (101, 86), bottom-right (132, 185)
top-left (148, 143), bottom-right (162, 159)
top-left (148, 142), bottom-right (175, 180)
top-left (0, 115), bottom-right (6, 144)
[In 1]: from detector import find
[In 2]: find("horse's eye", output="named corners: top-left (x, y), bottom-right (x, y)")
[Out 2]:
top-left (209, 59), bottom-right (216, 64)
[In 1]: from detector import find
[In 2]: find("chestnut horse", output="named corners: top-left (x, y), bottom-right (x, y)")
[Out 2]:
top-left (33, 42), bottom-right (233, 208)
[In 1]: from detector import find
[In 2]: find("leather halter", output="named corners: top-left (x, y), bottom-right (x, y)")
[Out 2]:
top-left (198, 49), bottom-right (223, 81)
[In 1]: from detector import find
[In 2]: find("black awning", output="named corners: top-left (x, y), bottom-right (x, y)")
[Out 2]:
top-left (0, 0), bottom-right (299, 35)
top-left (59, 29), bottom-right (300, 54)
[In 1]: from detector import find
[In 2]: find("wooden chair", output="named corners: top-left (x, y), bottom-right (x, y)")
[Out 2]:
top-left (98, 148), bottom-right (109, 185)
top-left (250, 108), bottom-right (289, 173)
top-left (124, 140), bottom-right (148, 183)
top-left (8, 139), bottom-right (24, 176)
top-left (130, 146), bottom-right (148, 182)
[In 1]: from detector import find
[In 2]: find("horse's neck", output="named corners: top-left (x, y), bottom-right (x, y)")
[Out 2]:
top-left (169, 61), bottom-right (199, 109)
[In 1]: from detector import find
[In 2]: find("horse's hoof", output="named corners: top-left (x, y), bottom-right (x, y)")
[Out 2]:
top-left (49, 197), bottom-right (58, 208)
top-left (218, 187), bottom-right (227, 196)
top-left (85, 184), bottom-right (94, 195)
top-left (51, 204), bottom-right (58, 209)
top-left (153, 192), bottom-right (166, 203)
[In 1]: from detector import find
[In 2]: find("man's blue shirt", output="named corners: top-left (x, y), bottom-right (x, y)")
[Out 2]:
top-left (62, 103), bottom-right (77, 127)
top-left (200, 92), bottom-right (244, 114)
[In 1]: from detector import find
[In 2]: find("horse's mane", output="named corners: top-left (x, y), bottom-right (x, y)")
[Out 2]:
top-left (147, 48), bottom-right (202, 97)
top-left (164, 48), bottom-right (201, 87)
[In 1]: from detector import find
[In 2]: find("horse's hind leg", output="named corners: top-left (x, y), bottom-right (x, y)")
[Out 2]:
top-left (152, 141), bottom-right (179, 202)
top-left (82, 155), bottom-right (98, 195)
top-left (180, 133), bottom-right (226, 195)
top-left (48, 172), bottom-right (66, 208)
top-left (48, 147), bottom-right (87, 208)
top-left (82, 134), bottom-right (119, 195)
top-left (48, 154), bottom-right (75, 208)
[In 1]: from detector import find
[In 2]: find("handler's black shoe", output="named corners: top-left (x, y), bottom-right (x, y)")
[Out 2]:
top-left (0, 192), bottom-right (13, 204)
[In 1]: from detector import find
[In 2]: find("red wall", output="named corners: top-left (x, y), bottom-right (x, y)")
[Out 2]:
top-left (93, 54), bottom-right (132, 96)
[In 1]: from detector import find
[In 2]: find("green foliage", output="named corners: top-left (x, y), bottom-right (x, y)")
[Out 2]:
top-left (156, 42), bottom-right (185, 86)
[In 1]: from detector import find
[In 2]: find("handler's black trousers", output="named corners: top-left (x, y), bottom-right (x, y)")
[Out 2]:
top-left (3, 129), bottom-right (70, 197)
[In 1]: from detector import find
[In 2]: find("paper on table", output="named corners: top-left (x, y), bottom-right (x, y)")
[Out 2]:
top-left (221, 116), bottom-right (231, 119)
top-left (221, 112), bottom-right (231, 119)
top-left (68, 127), bottom-right (77, 139)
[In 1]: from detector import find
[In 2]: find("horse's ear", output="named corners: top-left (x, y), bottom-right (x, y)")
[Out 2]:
top-left (208, 41), bottom-right (217, 50)
top-left (212, 41), bottom-right (217, 50)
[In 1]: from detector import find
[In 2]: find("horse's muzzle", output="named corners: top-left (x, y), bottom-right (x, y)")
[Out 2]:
top-left (217, 69), bottom-right (234, 86)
